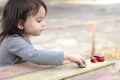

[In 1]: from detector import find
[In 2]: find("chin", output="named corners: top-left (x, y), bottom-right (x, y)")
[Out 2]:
top-left (31, 31), bottom-right (43, 36)
top-left (32, 34), bottom-right (40, 36)
top-left (33, 33), bottom-right (41, 36)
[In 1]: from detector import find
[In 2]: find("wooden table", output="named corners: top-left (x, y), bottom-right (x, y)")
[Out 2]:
top-left (0, 60), bottom-right (114, 80)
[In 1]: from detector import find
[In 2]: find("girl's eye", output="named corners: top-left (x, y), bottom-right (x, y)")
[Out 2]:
top-left (37, 21), bottom-right (42, 23)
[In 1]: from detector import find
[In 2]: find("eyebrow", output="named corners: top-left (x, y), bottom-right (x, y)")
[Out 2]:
top-left (37, 16), bottom-right (45, 18)
top-left (35, 17), bottom-right (44, 20)
top-left (38, 16), bottom-right (44, 18)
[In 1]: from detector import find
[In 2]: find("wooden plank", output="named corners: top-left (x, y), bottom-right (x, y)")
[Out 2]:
top-left (8, 60), bottom-right (114, 80)
top-left (0, 62), bottom-right (56, 79)
top-left (66, 66), bottom-right (114, 80)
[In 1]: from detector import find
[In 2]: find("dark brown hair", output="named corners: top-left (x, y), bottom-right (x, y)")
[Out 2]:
top-left (0, 0), bottom-right (47, 42)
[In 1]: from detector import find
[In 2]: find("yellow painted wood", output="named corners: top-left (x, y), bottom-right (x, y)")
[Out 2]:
top-left (10, 60), bottom-right (114, 80)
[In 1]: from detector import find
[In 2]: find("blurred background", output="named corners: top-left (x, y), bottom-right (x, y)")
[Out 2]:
top-left (35, 0), bottom-right (120, 59)
top-left (0, 0), bottom-right (120, 59)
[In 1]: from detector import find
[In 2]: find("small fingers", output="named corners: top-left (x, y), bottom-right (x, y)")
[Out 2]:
top-left (79, 56), bottom-right (86, 65)
top-left (75, 58), bottom-right (84, 66)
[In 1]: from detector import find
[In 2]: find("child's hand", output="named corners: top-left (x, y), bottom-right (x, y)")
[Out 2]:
top-left (64, 53), bottom-right (86, 65)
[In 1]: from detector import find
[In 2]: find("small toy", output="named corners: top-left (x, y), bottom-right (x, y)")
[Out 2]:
top-left (90, 56), bottom-right (98, 63)
top-left (94, 56), bottom-right (105, 62)
top-left (90, 56), bottom-right (105, 63)
top-left (79, 64), bottom-right (86, 68)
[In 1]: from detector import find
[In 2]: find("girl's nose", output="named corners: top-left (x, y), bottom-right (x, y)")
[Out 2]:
top-left (41, 21), bottom-right (46, 27)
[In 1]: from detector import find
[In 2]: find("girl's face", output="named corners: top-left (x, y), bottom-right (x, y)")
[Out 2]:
top-left (18, 6), bottom-right (46, 37)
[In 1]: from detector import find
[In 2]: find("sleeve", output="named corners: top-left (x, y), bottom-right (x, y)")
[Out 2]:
top-left (6, 37), bottom-right (64, 65)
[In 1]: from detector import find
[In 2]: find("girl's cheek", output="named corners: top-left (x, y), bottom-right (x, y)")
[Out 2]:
top-left (34, 23), bottom-right (43, 31)
top-left (35, 21), bottom-right (43, 28)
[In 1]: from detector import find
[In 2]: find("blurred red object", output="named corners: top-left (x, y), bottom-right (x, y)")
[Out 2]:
top-left (94, 56), bottom-right (105, 62)
top-left (90, 56), bottom-right (97, 63)
top-left (90, 56), bottom-right (105, 63)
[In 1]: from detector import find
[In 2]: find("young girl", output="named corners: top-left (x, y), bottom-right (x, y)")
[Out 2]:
top-left (0, 0), bottom-right (86, 66)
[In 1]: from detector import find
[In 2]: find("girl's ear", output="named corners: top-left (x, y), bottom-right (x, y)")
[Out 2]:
top-left (17, 19), bottom-right (24, 30)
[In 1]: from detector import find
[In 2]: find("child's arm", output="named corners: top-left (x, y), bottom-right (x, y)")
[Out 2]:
top-left (6, 36), bottom-right (86, 65)
top-left (7, 36), bottom-right (64, 65)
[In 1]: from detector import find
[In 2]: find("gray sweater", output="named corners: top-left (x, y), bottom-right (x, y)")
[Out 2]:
top-left (0, 34), bottom-right (64, 66)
